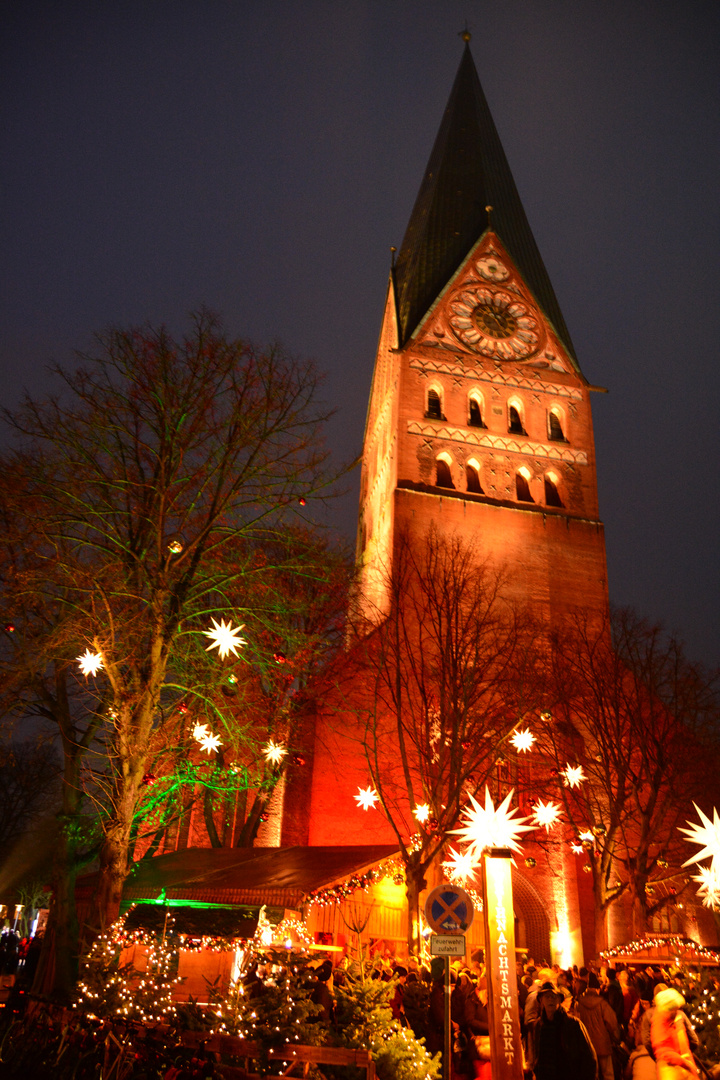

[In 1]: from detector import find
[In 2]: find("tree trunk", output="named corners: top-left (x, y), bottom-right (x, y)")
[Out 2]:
top-left (94, 775), bottom-right (141, 928)
top-left (405, 854), bottom-right (428, 957)
top-left (594, 898), bottom-right (608, 955)
top-left (631, 886), bottom-right (648, 939)
top-left (32, 819), bottom-right (81, 1001)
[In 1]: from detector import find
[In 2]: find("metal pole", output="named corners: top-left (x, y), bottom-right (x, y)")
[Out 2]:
top-left (444, 954), bottom-right (452, 1080)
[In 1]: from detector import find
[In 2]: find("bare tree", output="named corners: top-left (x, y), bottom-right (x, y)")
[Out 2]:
top-left (541, 609), bottom-right (720, 950)
top-left (0, 311), bottom-right (340, 995)
top-left (340, 528), bottom-right (538, 955)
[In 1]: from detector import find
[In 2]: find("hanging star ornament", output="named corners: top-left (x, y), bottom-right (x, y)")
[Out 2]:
top-left (197, 730), bottom-right (222, 754)
top-left (77, 649), bottom-right (103, 677)
top-left (355, 786), bottom-right (379, 811)
top-left (532, 799), bottom-right (562, 832)
top-left (192, 722), bottom-right (210, 742)
top-left (692, 865), bottom-right (720, 909)
top-left (263, 740), bottom-right (287, 767)
top-left (510, 728), bottom-right (535, 753)
top-left (442, 846), bottom-right (478, 886)
top-left (414, 803), bottom-right (431, 823)
top-left (679, 804), bottom-right (720, 870)
top-left (563, 764), bottom-right (587, 788)
top-left (451, 787), bottom-right (534, 858)
top-left (202, 618), bottom-right (247, 660)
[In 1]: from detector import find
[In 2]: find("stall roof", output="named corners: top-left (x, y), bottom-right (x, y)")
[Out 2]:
top-left (77, 846), bottom-right (400, 912)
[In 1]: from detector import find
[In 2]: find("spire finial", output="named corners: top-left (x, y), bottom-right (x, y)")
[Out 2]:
top-left (485, 205), bottom-right (493, 229)
top-left (460, 24), bottom-right (471, 44)
top-left (390, 245), bottom-right (397, 268)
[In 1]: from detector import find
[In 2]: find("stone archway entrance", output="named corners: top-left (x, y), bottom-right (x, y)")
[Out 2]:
top-left (511, 869), bottom-right (551, 964)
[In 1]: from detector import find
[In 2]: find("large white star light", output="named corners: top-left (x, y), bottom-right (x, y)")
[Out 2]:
top-left (77, 649), bottom-right (103, 677)
top-left (451, 787), bottom-right (534, 858)
top-left (202, 618), bottom-right (247, 660)
top-left (263, 740), bottom-right (287, 767)
top-left (355, 786), bottom-right (379, 811)
top-left (563, 764), bottom-right (587, 788)
top-left (510, 728), bottom-right (536, 753)
top-left (191, 722), bottom-right (222, 754)
top-left (532, 800), bottom-right (562, 832)
top-left (679, 804), bottom-right (720, 870)
top-left (693, 865), bottom-right (720, 909)
top-left (414, 803), bottom-right (431, 823)
top-left (442, 846), bottom-right (478, 886)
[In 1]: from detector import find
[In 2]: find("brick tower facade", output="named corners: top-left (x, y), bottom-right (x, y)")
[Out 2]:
top-left (355, 41), bottom-right (609, 630)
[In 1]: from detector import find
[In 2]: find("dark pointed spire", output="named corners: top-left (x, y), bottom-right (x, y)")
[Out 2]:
top-left (393, 43), bottom-right (577, 364)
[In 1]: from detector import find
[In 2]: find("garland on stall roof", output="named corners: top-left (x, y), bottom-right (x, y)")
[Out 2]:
top-left (305, 857), bottom-right (407, 909)
top-left (601, 936), bottom-right (720, 965)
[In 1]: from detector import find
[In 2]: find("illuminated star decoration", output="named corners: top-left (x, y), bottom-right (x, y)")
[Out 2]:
top-left (77, 649), bottom-right (103, 677)
top-left (571, 843), bottom-right (584, 855)
top-left (192, 722), bottom-right (222, 754)
top-left (442, 846), bottom-right (478, 887)
top-left (679, 804), bottom-right (720, 870)
top-left (414, 803), bottom-right (431, 823)
top-left (263, 740), bottom-right (287, 767)
top-left (510, 728), bottom-right (535, 753)
top-left (355, 786), bottom-right (379, 811)
top-left (202, 618), bottom-right (247, 660)
top-left (578, 830), bottom-right (595, 842)
top-left (692, 865), bottom-right (720, 909)
top-left (452, 787), bottom-right (534, 859)
top-left (563, 764), bottom-right (586, 788)
top-left (532, 800), bottom-right (562, 832)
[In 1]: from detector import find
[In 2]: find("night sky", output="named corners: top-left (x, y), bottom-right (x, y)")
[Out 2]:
top-left (2, 2), bottom-right (719, 666)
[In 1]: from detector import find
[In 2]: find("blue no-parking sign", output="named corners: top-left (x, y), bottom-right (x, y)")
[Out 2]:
top-left (424, 884), bottom-right (475, 935)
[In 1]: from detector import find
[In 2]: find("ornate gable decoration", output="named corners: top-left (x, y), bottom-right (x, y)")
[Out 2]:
top-left (418, 235), bottom-right (569, 374)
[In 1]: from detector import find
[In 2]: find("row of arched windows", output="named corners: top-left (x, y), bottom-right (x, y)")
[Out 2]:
top-left (425, 386), bottom-right (567, 442)
top-left (433, 453), bottom-right (563, 507)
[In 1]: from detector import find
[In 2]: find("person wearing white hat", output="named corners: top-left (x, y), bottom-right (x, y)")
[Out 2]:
top-left (651, 989), bottom-right (699, 1079)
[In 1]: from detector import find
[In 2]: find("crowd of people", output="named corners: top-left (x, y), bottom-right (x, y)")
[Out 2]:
top-left (274, 951), bottom-right (718, 1080)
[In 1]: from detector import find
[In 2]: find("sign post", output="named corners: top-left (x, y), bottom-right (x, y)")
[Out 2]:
top-left (481, 848), bottom-right (524, 1080)
top-left (425, 885), bottom-right (474, 1080)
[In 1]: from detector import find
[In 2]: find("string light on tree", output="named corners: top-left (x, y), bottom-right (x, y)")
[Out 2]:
top-left (77, 648), bottom-right (103, 676)
top-left (355, 786), bottom-right (379, 811)
top-left (562, 764), bottom-right (586, 788)
top-left (202, 618), bottom-right (247, 660)
top-left (510, 728), bottom-right (535, 753)
top-left (263, 740), bottom-right (287, 767)
top-left (532, 799), bottom-right (562, 832)
top-left (451, 786), bottom-right (533, 859)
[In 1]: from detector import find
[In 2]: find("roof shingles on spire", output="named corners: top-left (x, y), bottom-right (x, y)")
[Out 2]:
top-left (393, 43), bottom-right (577, 365)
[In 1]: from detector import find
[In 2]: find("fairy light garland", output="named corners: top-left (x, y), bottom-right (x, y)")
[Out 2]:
top-left (600, 935), bottom-right (720, 965)
top-left (305, 857), bottom-right (407, 909)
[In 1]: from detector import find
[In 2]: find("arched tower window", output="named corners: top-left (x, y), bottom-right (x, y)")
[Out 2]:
top-left (435, 454), bottom-right (454, 489)
top-left (544, 474), bottom-right (563, 507)
top-left (468, 395), bottom-right (486, 428)
top-left (508, 404), bottom-right (526, 435)
top-left (426, 388), bottom-right (444, 420)
top-left (466, 457), bottom-right (483, 494)
top-left (548, 409), bottom-right (566, 442)
top-left (516, 468), bottom-right (533, 502)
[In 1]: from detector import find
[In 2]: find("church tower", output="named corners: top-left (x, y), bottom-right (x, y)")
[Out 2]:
top-left (356, 39), bottom-right (609, 628)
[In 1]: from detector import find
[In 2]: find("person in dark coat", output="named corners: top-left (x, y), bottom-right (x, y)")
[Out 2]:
top-left (577, 972), bottom-right (620, 1080)
top-left (532, 982), bottom-right (598, 1080)
top-left (603, 967), bottom-right (626, 1034)
top-left (310, 959), bottom-right (335, 1023)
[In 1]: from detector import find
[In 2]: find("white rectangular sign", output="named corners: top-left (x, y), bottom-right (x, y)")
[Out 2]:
top-left (430, 934), bottom-right (466, 956)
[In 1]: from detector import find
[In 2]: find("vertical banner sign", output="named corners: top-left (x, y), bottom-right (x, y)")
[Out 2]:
top-left (482, 849), bottom-right (524, 1080)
